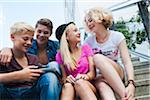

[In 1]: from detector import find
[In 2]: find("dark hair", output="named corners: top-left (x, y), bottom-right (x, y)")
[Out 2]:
top-left (35, 18), bottom-right (53, 34)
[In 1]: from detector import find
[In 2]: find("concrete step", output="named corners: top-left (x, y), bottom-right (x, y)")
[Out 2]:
top-left (131, 57), bottom-right (140, 63)
top-left (115, 79), bottom-right (150, 100)
top-left (135, 79), bottom-right (150, 96)
top-left (133, 61), bottom-right (150, 70)
top-left (134, 67), bottom-right (150, 80)
top-left (135, 95), bottom-right (150, 100)
top-left (99, 57), bottom-right (150, 100)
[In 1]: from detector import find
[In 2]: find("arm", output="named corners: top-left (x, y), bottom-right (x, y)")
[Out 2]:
top-left (119, 40), bottom-right (134, 81)
top-left (60, 64), bottom-right (76, 84)
top-left (0, 48), bottom-right (12, 64)
top-left (0, 71), bottom-right (22, 83)
top-left (0, 66), bottom-right (43, 84)
top-left (86, 56), bottom-right (96, 81)
top-left (119, 39), bottom-right (135, 99)
top-left (60, 64), bottom-right (67, 79)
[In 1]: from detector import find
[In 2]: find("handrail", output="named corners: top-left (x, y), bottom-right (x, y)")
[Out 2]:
top-left (109, 0), bottom-right (143, 11)
top-left (129, 50), bottom-right (150, 61)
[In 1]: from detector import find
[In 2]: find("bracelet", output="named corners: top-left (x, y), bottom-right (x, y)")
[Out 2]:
top-left (127, 80), bottom-right (136, 88)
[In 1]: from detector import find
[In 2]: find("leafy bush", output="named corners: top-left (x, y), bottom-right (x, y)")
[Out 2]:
top-left (114, 13), bottom-right (147, 50)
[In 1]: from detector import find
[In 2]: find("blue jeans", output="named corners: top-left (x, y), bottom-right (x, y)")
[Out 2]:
top-left (0, 61), bottom-right (62, 100)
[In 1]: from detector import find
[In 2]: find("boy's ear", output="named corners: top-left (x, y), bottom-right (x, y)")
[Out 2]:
top-left (10, 34), bottom-right (15, 41)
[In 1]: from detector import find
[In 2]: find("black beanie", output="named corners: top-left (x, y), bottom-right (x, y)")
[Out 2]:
top-left (55, 22), bottom-right (75, 41)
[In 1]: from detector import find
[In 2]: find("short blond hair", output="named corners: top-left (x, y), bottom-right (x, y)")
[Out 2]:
top-left (10, 22), bottom-right (34, 35)
top-left (84, 7), bottom-right (113, 29)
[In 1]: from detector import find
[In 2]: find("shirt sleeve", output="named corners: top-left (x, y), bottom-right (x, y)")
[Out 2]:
top-left (82, 44), bottom-right (93, 56)
top-left (114, 31), bottom-right (125, 46)
top-left (55, 51), bottom-right (64, 64)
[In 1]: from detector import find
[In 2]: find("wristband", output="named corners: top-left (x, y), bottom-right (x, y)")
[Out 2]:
top-left (128, 80), bottom-right (136, 88)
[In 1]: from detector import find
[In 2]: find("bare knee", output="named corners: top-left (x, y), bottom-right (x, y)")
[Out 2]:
top-left (62, 83), bottom-right (74, 90)
top-left (61, 83), bottom-right (74, 95)
top-left (74, 79), bottom-right (92, 93)
top-left (75, 79), bottom-right (97, 100)
top-left (74, 79), bottom-right (86, 89)
top-left (93, 54), bottom-right (105, 62)
top-left (93, 54), bottom-right (108, 67)
top-left (61, 83), bottom-right (74, 100)
top-left (61, 83), bottom-right (74, 96)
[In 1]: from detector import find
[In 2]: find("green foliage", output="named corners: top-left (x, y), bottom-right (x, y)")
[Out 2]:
top-left (116, 17), bottom-right (126, 24)
top-left (136, 30), bottom-right (147, 44)
top-left (116, 28), bottom-right (136, 50)
top-left (114, 13), bottom-right (147, 50)
top-left (129, 12), bottom-right (141, 23)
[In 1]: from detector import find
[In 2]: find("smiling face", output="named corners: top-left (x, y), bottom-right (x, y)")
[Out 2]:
top-left (35, 24), bottom-right (51, 45)
top-left (84, 7), bottom-right (113, 32)
top-left (85, 16), bottom-right (102, 34)
top-left (85, 16), bottom-right (95, 32)
top-left (66, 24), bottom-right (81, 44)
top-left (11, 31), bottom-right (34, 53)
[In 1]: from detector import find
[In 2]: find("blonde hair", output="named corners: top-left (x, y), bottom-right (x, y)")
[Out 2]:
top-left (10, 22), bottom-right (34, 35)
top-left (60, 24), bottom-right (76, 70)
top-left (84, 7), bottom-right (113, 29)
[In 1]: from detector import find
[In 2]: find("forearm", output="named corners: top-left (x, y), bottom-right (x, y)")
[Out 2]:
top-left (87, 57), bottom-right (96, 80)
top-left (87, 71), bottom-right (95, 80)
top-left (122, 55), bottom-right (134, 81)
top-left (60, 65), bottom-right (67, 79)
top-left (124, 61), bottom-right (134, 80)
top-left (0, 71), bottom-right (21, 83)
top-left (86, 73), bottom-right (91, 80)
top-left (120, 40), bottom-right (134, 80)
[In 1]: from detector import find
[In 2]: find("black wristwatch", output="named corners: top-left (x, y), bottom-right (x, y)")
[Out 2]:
top-left (127, 80), bottom-right (136, 88)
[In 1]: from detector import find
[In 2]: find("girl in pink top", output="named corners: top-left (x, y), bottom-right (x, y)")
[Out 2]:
top-left (56, 44), bottom-right (93, 78)
top-left (55, 22), bottom-right (97, 100)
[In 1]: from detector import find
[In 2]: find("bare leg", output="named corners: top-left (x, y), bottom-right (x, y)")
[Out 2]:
top-left (74, 79), bottom-right (97, 100)
top-left (60, 83), bottom-right (75, 100)
top-left (94, 76), bottom-right (116, 100)
top-left (93, 54), bottom-right (125, 98)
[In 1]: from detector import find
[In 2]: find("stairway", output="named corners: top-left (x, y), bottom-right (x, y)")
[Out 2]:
top-left (132, 57), bottom-right (150, 100)
top-left (96, 56), bottom-right (150, 100)
top-left (114, 57), bottom-right (150, 100)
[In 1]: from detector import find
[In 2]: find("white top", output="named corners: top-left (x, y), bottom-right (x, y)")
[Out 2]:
top-left (84, 30), bottom-right (125, 61)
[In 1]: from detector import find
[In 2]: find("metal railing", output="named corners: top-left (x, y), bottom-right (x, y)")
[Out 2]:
top-left (109, 0), bottom-right (150, 43)
top-left (109, 0), bottom-right (143, 11)
top-left (130, 50), bottom-right (150, 61)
